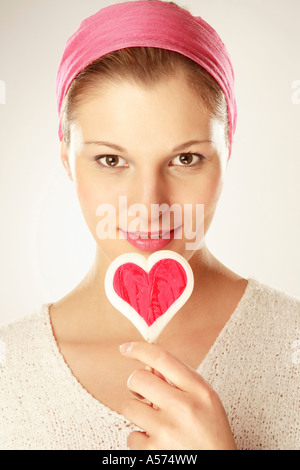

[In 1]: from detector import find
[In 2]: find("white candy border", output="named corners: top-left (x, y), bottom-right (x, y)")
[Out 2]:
top-left (104, 250), bottom-right (194, 343)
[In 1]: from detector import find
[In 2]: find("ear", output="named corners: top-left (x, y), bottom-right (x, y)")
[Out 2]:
top-left (60, 140), bottom-right (73, 182)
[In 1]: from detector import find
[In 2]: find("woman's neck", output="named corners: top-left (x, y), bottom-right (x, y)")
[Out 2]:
top-left (51, 243), bottom-right (244, 343)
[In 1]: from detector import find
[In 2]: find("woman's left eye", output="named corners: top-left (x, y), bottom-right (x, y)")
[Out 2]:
top-left (94, 152), bottom-right (205, 169)
top-left (96, 155), bottom-right (127, 168)
top-left (170, 153), bottom-right (205, 167)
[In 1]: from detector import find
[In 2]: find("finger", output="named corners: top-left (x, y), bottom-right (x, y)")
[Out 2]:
top-left (127, 368), bottom-right (182, 408)
top-left (122, 397), bottom-right (158, 434)
top-left (127, 430), bottom-right (151, 450)
top-left (128, 388), bottom-right (145, 400)
top-left (145, 364), bottom-right (170, 383)
top-left (120, 341), bottom-right (201, 392)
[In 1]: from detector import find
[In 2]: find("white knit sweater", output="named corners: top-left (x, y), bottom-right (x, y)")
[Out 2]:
top-left (0, 277), bottom-right (299, 450)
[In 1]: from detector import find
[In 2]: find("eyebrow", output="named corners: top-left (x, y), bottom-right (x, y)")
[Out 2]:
top-left (172, 140), bottom-right (213, 152)
top-left (83, 139), bottom-right (213, 153)
top-left (83, 141), bottom-right (125, 152)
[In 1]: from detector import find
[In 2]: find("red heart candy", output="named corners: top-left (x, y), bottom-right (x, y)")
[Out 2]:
top-left (113, 259), bottom-right (187, 326)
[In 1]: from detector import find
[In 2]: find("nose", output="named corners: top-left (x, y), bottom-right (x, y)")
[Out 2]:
top-left (128, 164), bottom-right (169, 202)
top-left (126, 168), bottom-right (172, 231)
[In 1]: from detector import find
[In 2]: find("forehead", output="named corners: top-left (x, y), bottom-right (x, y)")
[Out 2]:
top-left (73, 74), bottom-right (217, 143)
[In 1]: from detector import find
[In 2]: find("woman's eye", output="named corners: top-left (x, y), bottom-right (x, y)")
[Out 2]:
top-left (95, 152), bottom-right (204, 169)
top-left (96, 155), bottom-right (127, 168)
top-left (171, 153), bottom-right (205, 167)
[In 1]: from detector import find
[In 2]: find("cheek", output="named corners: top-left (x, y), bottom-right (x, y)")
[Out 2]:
top-left (72, 167), bottom-right (120, 234)
top-left (199, 171), bottom-right (225, 235)
top-left (203, 172), bottom-right (224, 207)
top-left (184, 169), bottom-right (224, 234)
top-left (181, 169), bottom-right (224, 210)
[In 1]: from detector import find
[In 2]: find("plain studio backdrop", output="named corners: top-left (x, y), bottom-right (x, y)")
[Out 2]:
top-left (0, 0), bottom-right (299, 325)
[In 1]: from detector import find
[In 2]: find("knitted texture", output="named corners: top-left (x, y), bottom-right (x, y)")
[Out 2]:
top-left (0, 277), bottom-right (299, 450)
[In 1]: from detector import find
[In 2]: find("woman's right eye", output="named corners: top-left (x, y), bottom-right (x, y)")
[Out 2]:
top-left (96, 155), bottom-right (128, 168)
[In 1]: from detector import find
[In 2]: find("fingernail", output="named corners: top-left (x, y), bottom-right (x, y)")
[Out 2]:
top-left (126, 370), bottom-right (136, 388)
top-left (119, 342), bottom-right (134, 355)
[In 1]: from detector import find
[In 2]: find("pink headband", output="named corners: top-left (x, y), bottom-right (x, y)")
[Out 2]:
top-left (56, 0), bottom-right (237, 156)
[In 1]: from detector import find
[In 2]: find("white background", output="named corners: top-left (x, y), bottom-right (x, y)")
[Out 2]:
top-left (0, 0), bottom-right (299, 325)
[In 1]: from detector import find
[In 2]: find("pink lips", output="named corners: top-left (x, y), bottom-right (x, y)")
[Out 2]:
top-left (119, 227), bottom-right (180, 251)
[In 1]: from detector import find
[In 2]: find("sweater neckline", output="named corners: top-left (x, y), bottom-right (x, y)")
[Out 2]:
top-left (41, 276), bottom-right (258, 422)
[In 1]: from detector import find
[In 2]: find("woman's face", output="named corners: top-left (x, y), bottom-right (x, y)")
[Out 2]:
top-left (61, 73), bottom-right (229, 264)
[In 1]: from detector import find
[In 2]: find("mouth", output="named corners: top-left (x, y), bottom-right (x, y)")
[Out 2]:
top-left (118, 227), bottom-right (181, 251)
top-left (126, 229), bottom-right (173, 239)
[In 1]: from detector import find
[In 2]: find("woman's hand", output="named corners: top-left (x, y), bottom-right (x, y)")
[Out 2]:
top-left (119, 341), bottom-right (237, 450)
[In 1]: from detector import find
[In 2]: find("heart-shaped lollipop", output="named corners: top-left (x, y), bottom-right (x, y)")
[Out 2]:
top-left (104, 250), bottom-right (194, 343)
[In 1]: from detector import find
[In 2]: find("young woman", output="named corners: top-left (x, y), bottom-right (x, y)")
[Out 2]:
top-left (0, 0), bottom-right (299, 450)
